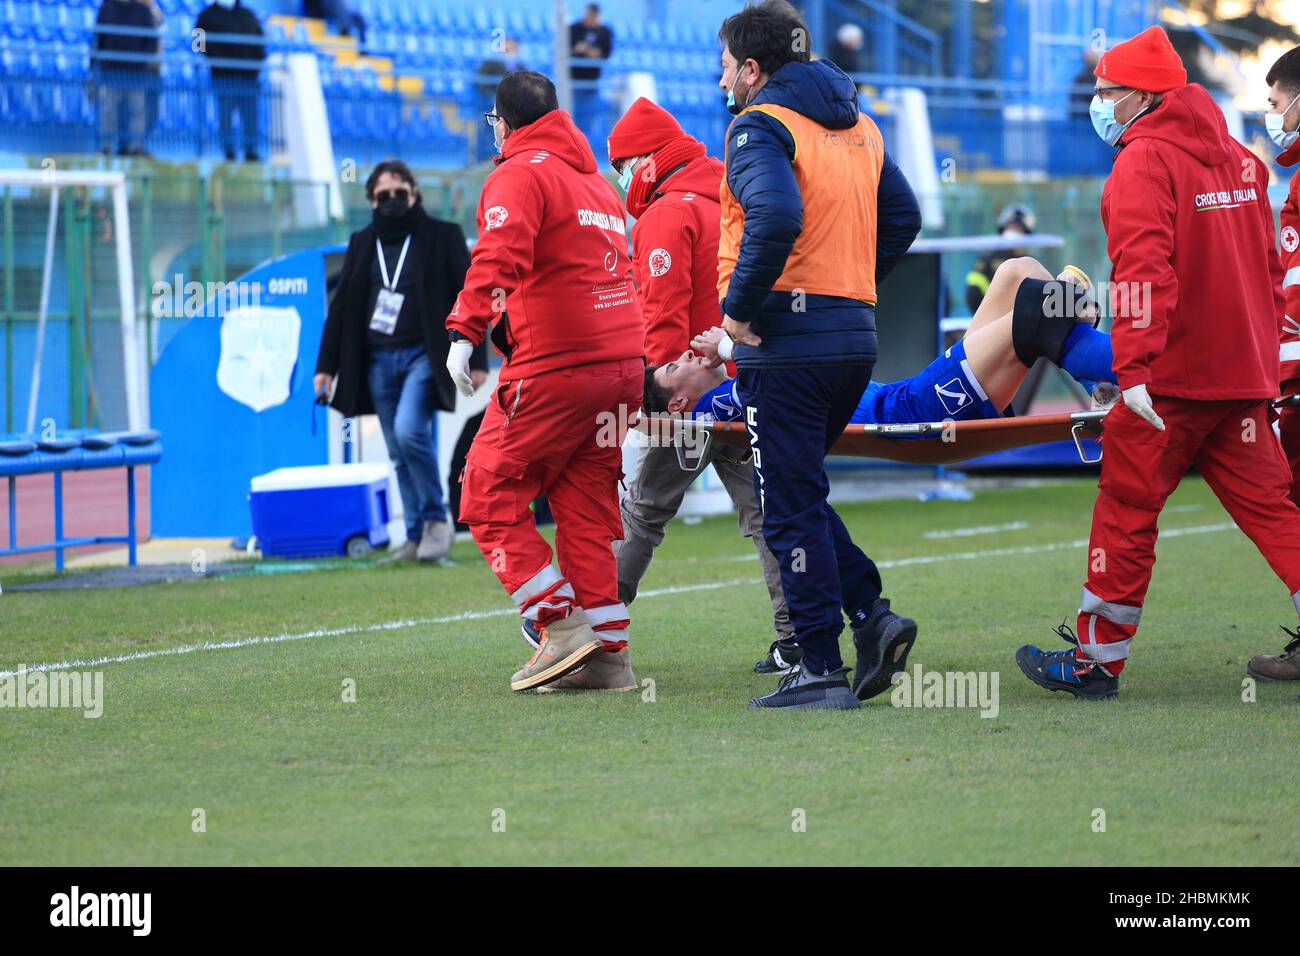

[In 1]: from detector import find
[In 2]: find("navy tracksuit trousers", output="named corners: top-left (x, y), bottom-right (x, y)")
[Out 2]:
top-left (737, 363), bottom-right (884, 674)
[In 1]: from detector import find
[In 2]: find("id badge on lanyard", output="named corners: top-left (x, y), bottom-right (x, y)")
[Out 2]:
top-left (370, 235), bottom-right (411, 335)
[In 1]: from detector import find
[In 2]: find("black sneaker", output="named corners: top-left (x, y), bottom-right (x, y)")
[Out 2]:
top-left (748, 665), bottom-right (860, 711)
top-left (522, 619), bottom-right (541, 649)
top-left (754, 639), bottom-right (803, 675)
top-left (1016, 623), bottom-right (1120, 700)
top-left (851, 599), bottom-right (918, 701)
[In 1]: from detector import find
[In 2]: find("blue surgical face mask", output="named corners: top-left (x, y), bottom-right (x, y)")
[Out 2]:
top-left (1266, 93), bottom-right (1300, 150)
top-left (617, 160), bottom-right (635, 193)
top-left (1090, 89), bottom-right (1137, 146)
top-left (726, 72), bottom-right (746, 116)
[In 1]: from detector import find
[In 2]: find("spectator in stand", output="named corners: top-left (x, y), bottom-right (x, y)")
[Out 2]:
top-left (196, 0), bottom-right (267, 162)
top-left (481, 36), bottom-right (526, 83)
top-left (93, 0), bottom-right (161, 156)
top-left (1070, 47), bottom-right (1102, 113)
top-left (138, 0), bottom-right (163, 145)
top-left (303, 0), bottom-right (366, 48)
top-left (965, 203), bottom-right (1035, 313)
top-left (828, 22), bottom-right (864, 77)
top-left (569, 3), bottom-right (612, 138)
top-left (476, 37), bottom-right (525, 162)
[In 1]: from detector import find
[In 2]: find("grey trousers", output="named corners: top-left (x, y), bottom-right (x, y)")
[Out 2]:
top-left (617, 441), bottom-right (794, 641)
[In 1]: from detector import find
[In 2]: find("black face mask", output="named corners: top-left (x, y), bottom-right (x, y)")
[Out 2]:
top-left (377, 196), bottom-right (410, 219)
top-left (372, 196), bottom-right (421, 240)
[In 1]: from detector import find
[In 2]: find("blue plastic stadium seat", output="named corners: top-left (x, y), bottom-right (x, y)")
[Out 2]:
top-left (6, 0), bottom-right (34, 27)
top-left (460, 36), bottom-right (482, 60)
top-left (0, 439), bottom-right (37, 456)
top-left (35, 435), bottom-right (82, 452)
top-left (369, 0), bottom-right (394, 27)
top-left (31, 1), bottom-right (57, 27)
top-left (412, 4), bottom-right (435, 31)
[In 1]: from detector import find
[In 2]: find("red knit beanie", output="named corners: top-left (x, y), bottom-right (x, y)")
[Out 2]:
top-left (1094, 26), bottom-right (1187, 93)
top-left (608, 97), bottom-right (686, 166)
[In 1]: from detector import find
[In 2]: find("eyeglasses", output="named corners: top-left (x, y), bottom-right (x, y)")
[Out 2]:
top-left (484, 111), bottom-right (501, 127)
top-left (1093, 85), bottom-right (1133, 101)
top-left (375, 188), bottom-right (410, 203)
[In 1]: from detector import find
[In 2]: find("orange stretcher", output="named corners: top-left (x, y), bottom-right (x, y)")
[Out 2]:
top-left (635, 396), bottom-right (1300, 472)
top-left (635, 409), bottom-right (1110, 469)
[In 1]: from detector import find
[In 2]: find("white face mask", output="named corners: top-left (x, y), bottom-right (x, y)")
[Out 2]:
top-left (493, 118), bottom-right (506, 153)
top-left (617, 158), bottom-right (636, 192)
top-left (1266, 92), bottom-right (1300, 150)
top-left (1090, 89), bottom-right (1137, 146)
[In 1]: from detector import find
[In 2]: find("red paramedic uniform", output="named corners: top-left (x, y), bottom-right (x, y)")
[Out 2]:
top-left (607, 97), bottom-right (728, 366)
top-left (448, 109), bottom-right (645, 642)
top-left (1079, 39), bottom-right (1300, 675)
top-left (1274, 136), bottom-right (1300, 504)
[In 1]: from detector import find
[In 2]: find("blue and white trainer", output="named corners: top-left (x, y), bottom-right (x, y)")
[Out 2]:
top-left (1016, 624), bottom-right (1119, 700)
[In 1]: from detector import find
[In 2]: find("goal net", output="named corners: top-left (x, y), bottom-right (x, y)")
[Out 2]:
top-left (0, 168), bottom-right (144, 436)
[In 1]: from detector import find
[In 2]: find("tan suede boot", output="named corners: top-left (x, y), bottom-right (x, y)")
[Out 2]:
top-left (536, 647), bottom-right (637, 693)
top-left (1247, 628), bottom-right (1300, 681)
top-left (510, 608), bottom-right (605, 692)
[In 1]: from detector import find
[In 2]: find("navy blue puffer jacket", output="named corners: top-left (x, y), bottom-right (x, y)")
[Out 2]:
top-left (723, 59), bottom-right (921, 367)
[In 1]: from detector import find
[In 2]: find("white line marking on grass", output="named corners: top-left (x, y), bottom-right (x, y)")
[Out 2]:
top-left (3, 524), bottom-right (1238, 675)
top-left (879, 522), bottom-right (1233, 569)
top-left (0, 578), bottom-right (759, 676)
top-left (921, 521), bottom-right (1030, 539)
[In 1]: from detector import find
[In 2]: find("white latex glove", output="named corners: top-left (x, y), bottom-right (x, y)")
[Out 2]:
top-left (446, 340), bottom-right (475, 398)
top-left (1121, 383), bottom-right (1165, 431)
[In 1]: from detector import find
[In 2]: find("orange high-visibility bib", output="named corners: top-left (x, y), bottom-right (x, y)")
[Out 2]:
top-left (718, 103), bottom-right (884, 307)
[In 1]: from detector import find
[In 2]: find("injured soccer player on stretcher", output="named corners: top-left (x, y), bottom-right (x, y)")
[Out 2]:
top-left (643, 258), bottom-right (1118, 430)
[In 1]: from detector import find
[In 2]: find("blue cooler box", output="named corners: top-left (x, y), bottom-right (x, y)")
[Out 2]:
top-left (249, 463), bottom-right (391, 558)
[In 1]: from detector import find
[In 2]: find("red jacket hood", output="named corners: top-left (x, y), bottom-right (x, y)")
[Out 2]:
top-left (1279, 137), bottom-right (1300, 169)
top-left (498, 110), bottom-right (597, 173)
top-left (651, 154), bottom-right (724, 204)
top-left (1118, 83), bottom-right (1232, 167)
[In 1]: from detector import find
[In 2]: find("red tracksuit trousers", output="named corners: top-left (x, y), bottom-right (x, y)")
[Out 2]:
top-left (457, 359), bottom-right (642, 643)
top-left (1279, 402), bottom-right (1300, 507)
top-left (1079, 396), bottom-right (1300, 674)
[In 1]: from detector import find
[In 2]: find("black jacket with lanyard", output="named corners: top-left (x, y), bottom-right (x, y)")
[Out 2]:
top-left (316, 204), bottom-right (487, 417)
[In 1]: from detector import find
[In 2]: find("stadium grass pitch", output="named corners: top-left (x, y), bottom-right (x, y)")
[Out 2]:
top-left (1, 476), bottom-right (1295, 866)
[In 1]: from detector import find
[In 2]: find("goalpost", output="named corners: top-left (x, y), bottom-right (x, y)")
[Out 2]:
top-left (0, 168), bottom-right (145, 434)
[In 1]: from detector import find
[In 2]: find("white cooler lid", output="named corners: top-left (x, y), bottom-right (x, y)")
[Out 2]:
top-left (250, 463), bottom-right (391, 492)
